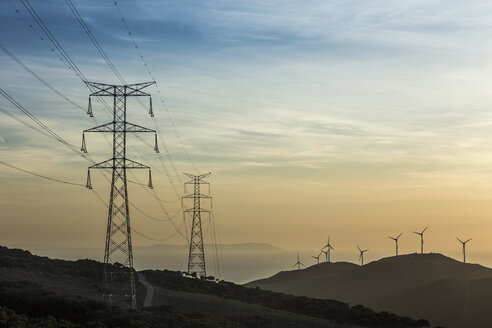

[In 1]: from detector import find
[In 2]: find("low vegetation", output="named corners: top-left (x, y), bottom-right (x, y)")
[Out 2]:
top-left (0, 246), bottom-right (431, 327)
top-left (143, 269), bottom-right (430, 327)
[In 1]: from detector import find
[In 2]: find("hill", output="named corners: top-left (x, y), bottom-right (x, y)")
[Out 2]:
top-left (0, 245), bottom-right (430, 327)
top-left (246, 253), bottom-right (492, 328)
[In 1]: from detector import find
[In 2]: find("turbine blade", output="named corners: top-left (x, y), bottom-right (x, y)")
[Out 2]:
top-left (422, 226), bottom-right (428, 233)
top-left (397, 232), bottom-right (403, 239)
top-left (357, 245), bottom-right (361, 251)
top-left (457, 237), bottom-right (463, 243)
top-left (465, 238), bottom-right (472, 243)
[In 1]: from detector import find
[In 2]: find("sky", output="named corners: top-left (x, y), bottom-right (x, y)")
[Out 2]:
top-left (2, 0), bottom-right (492, 267)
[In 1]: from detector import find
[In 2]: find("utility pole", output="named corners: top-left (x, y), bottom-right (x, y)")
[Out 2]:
top-left (82, 81), bottom-right (158, 309)
top-left (182, 172), bottom-right (211, 277)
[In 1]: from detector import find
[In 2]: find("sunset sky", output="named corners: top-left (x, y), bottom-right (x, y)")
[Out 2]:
top-left (2, 0), bottom-right (492, 266)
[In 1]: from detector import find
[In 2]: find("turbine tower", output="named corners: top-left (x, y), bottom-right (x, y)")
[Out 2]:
top-left (456, 237), bottom-right (472, 263)
top-left (357, 245), bottom-right (369, 266)
top-left (293, 253), bottom-right (304, 270)
top-left (388, 233), bottom-right (403, 256)
top-left (322, 236), bottom-right (335, 263)
top-left (413, 226), bottom-right (428, 254)
top-left (82, 81), bottom-right (157, 309)
top-left (182, 172), bottom-right (211, 278)
top-left (312, 252), bottom-right (322, 264)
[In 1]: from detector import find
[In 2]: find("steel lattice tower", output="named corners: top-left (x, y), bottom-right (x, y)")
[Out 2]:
top-left (82, 82), bottom-right (157, 309)
top-left (183, 172), bottom-right (211, 277)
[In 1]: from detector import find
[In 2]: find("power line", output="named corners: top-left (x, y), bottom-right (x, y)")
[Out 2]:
top-left (0, 43), bottom-right (85, 112)
top-left (0, 160), bottom-right (85, 186)
top-left (0, 88), bottom-right (89, 161)
top-left (62, 0), bottom-right (184, 190)
top-left (91, 188), bottom-right (185, 242)
top-left (64, 0), bottom-right (125, 84)
top-left (0, 106), bottom-right (61, 142)
top-left (112, 0), bottom-right (199, 174)
top-left (19, 0), bottom-right (88, 81)
top-left (1, 95), bottom-right (177, 231)
top-left (7, 0), bottom-right (188, 241)
top-left (13, 0), bottom-right (115, 119)
top-left (11, 0), bottom-right (182, 202)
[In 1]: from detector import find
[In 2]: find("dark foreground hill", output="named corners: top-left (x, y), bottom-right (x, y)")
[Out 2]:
top-left (246, 253), bottom-right (492, 328)
top-left (0, 245), bottom-right (430, 327)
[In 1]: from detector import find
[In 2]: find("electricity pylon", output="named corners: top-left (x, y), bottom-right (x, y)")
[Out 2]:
top-left (82, 81), bottom-right (158, 309)
top-left (182, 172), bottom-right (211, 277)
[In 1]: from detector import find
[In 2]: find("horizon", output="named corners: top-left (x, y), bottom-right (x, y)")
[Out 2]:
top-left (6, 240), bottom-right (492, 284)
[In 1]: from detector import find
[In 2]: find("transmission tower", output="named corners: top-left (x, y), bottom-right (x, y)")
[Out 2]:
top-left (82, 81), bottom-right (158, 309)
top-left (183, 172), bottom-right (211, 277)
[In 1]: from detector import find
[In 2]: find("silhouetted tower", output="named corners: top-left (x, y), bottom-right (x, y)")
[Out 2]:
top-left (388, 232), bottom-right (403, 256)
top-left (457, 237), bottom-right (472, 263)
top-left (357, 245), bottom-right (369, 266)
top-left (183, 172), bottom-right (211, 277)
top-left (322, 236), bottom-right (335, 262)
top-left (293, 253), bottom-right (304, 270)
top-left (82, 82), bottom-right (157, 309)
top-left (413, 226), bottom-right (428, 254)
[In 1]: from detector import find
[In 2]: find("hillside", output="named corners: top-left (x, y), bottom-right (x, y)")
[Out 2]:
top-left (0, 245), bottom-right (430, 327)
top-left (246, 253), bottom-right (492, 328)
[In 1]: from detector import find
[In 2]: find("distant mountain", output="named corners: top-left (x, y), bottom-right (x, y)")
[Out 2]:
top-left (137, 242), bottom-right (283, 252)
top-left (8, 242), bottom-right (288, 282)
top-left (246, 253), bottom-right (492, 328)
top-left (0, 245), bottom-right (429, 328)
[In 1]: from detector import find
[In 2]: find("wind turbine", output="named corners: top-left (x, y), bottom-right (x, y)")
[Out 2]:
top-left (357, 245), bottom-right (369, 266)
top-left (322, 236), bottom-right (335, 262)
top-left (311, 252), bottom-right (322, 264)
top-left (320, 249), bottom-right (328, 262)
top-left (456, 237), bottom-right (472, 263)
top-left (293, 253), bottom-right (304, 270)
top-left (388, 233), bottom-right (403, 256)
top-left (413, 226), bottom-right (428, 254)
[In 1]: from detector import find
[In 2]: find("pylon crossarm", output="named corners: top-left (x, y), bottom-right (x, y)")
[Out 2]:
top-left (86, 82), bottom-right (114, 96)
top-left (182, 193), bottom-right (212, 199)
top-left (126, 82), bottom-right (155, 94)
top-left (184, 172), bottom-right (211, 181)
top-left (125, 159), bottom-right (150, 169)
top-left (85, 81), bottom-right (155, 96)
top-left (184, 208), bottom-right (210, 213)
top-left (89, 158), bottom-right (150, 169)
top-left (84, 122), bottom-right (114, 133)
top-left (125, 122), bottom-right (156, 133)
top-left (84, 122), bottom-right (156, 133)
top-left (89, 159), bottom-right (114, 169)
